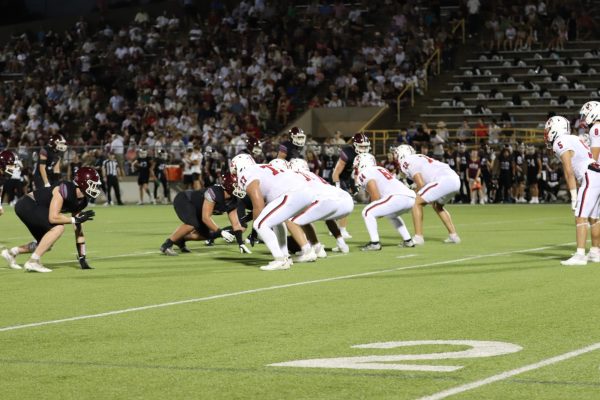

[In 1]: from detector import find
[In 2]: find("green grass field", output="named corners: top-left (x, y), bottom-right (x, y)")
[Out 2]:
top-left (1, 203), bottom-right (600, 399)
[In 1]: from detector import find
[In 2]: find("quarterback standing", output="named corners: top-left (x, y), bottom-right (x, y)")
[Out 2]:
top-left (396, 145), bottom-right (461, 245)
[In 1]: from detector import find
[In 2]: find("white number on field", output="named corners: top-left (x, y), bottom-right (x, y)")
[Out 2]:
top-left (269, 340), bottom-right (522, 372)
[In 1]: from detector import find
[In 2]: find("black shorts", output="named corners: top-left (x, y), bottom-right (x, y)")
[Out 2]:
top-left (173, 192), bottom-right (210, 238)
top-left (138, 174), bottom-right (149, 185)
top-left (15, 196), bottom-right (54, 242)
top-left (527, 174), bottom-right (539, 184)
top-left (192, 173), bottom-right (201, 182)
top-left (183, 174), bottom-right (194, 185)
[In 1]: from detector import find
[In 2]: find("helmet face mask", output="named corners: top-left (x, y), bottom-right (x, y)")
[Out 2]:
top-left (0, 150), bottom-right (17, 176)
top-left (352, 133), bottom-right (371, 154)
top-left (246, 136), bottom-right (263, 156)
top-left (580, 101), bottom-right (600, 127)
top-left (544, 115), bottom-right (570, 149)
top-left (74, 167), bottom-right (101, 199)
top-left (289, 127), bottom-right (306, 147)
top-left (138, 149), bottom-right (148, 158)
top-left (49, 134), bottom-right (67, 152)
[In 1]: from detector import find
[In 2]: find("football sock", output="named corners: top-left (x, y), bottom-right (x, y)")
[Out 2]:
top-left (363, 213), bottom-right (380, 242)
top-left (576, 248), bottom-right (586, 256)
top-left (31, 253), bottom-right (40, 261)
top-left (273, 224), bottom-right (288, 257)
top-left (10, 247), bottom-right (20, 256)
top-left (591, 247), bottom-right (599, 254)
top-left (389, 216), bottom-right (411, 241)
top-left (162, 239), bottom-right (174, 249)
top-left (258, 224), bottom-right (284, 259)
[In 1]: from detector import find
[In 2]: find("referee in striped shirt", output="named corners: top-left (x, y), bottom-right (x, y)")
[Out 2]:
top-left (102, 152), bottom-right (124, 205)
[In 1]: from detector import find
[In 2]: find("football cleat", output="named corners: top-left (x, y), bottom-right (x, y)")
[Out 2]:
top-left (2, 249), bottom-right (22, 270)
top-left (400, 239), bottom-right (415, 248)
top-left (443, 234), bottom-right (461, 244)
top-left (314, 243), bottom-right (327, 258)
top-left (341, 231), bottom-right (352, 239)
top-left (160, 246), bottom-right (178, 256)
top-left (24, 260), bottom-right (52, 273)
top-left (412, 235), bottom-right (425, 245)
top-left (561, 253), bottom-right (588, 266)
top-left (332, 245), bottom-right (350, 254)
top-left (294, 249), bottom-right (317, 263)
top-left (361, 242), bottom-right (382, 251)
top-left (260, 258), bottom-right (291, 271)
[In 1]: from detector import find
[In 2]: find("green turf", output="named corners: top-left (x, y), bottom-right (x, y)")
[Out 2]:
top-left (1, 203), bottom-right (600, 399)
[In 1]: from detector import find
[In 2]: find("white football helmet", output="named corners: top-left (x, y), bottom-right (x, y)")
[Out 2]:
top-left (393, 144), bottom-right (416, 162)
top-left (230, 153), bottom-right (256, 174)
top-left (269, 158), bottom-right (291, 170)
top-left (579, 101), bottom-right (600, 127)
top-left (354, 153), bottom-right (376, 172)
top-left (290, 158), bottom-right (309, 172)
top-left (544, 116), bottom-right (570, 149)
top-left (289, 127), bottom-right (306, 147)
top-left (138, 148), bottom-right (148, 158)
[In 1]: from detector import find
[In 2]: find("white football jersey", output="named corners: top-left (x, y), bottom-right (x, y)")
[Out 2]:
top-left (400, 154), bottom-right (456, 183)
top-left (553, 134), bottom-right (595, 183)
top-left (237, 164), bottom-right (316, 203)
top-left (357, 166), bottom-right (415, 198)
top-left (588, 122), bottom-right (600, 149)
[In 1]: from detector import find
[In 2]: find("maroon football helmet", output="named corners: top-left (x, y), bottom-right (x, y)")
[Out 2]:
top-left (221, 173), bottom-right (245, 199)
top-left (352, 133), bottom-right (371, 154)
top-left (289, 126), bottom-right (306, 147)
top-left (48, 134), bottom-right (67, 152)
top-left (245, 136), bottom-right (263, 156)
top-left (74, 167), bottom-right (101, 198)
top-left (0, 150), bottom-right (16, 176)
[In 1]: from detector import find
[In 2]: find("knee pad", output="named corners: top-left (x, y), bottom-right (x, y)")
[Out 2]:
top-left (27, 241), bottom-right (38, 252)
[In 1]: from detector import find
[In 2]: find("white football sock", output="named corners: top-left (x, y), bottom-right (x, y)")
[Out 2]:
top-left (257, 225), bottom-right (284, 259)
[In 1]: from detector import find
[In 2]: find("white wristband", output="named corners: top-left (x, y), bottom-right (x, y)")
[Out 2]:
top-left (71, 217), bottom-right (76, 224)
top-left (570, 189), bottom-right (577, 200)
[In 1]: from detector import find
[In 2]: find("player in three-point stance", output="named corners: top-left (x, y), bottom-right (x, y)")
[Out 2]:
top-left (545, 115), bottom-right (600, 266)
top-left (159, 173), bottom-right (251, 256)
top-left (231, 153), bottom-right (318, 271)
top-left (395, 144), bottom-right (461, 245)
top-left (354, 153), bottom-right (415, 251)
top-left (1, 167), bottom-right (100, 272)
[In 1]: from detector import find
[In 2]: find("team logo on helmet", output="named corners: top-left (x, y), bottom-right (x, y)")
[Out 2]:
top-left (289, 127), bottom-right (306, 147)
top-left (74, 167), bottom-right (102, 198)
top-left (352, 133), bottom-right (371, 154)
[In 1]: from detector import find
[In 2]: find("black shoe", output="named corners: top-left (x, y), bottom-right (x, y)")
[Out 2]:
top-left (401, 239), bottom-right (415, 248)
top-left (361, 242), bottom-right (382, 251)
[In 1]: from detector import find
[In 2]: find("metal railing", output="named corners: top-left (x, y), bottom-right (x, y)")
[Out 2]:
top-left (362, 128), bottom-right (546, 157)
top-left (396, 18), bottom-right (466, 122)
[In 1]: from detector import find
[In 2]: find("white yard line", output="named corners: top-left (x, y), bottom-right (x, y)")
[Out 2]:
top-left (0, 242), bottom-right (572, 334)
top-left (396, 254), bottom-right (417, 259)
top-left (417, 342), bottom-right (600, 400)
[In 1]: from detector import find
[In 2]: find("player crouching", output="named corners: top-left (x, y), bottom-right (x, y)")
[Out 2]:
top-left (545, 116), bottom-right (600, 266)
top-left (395, 145), bottom-right (461, 245)
top-left (2, 167), bottom-right (100, 272)
top-left (354, 153), bottom-right (415, 250)
top-left (159, 173), bottom-right (250, 256)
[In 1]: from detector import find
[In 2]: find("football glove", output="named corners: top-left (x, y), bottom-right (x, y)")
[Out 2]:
top-left (334, 181), bottom-right (341, 188)
top-left (78, 256), bottom-right (93, 270)
top-left (221, 230), bottom-right (235, 243)
top-left (248, 229), bottom-right (258, 247)
top-left (570, 189), bottom-right (577, 211)
top-left (239, 244), bottom-right (252, 254)
top-left (73, 210), bottom-right (95, 224)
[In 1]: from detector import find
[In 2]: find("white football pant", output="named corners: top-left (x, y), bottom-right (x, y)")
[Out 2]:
top-left (362, 194), bottom-right (415, 243)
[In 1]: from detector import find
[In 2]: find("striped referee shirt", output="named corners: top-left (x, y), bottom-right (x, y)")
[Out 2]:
top-left (103, 159), bottom-right (119, 176)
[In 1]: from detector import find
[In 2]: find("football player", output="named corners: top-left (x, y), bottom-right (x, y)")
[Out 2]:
top-left (396, 144), bottom-right (461, 245)
top-left (332, 133), bottom-right (371, 238)
top-left (525, 145), bottom-right (542, 203)
top-left (545, 115), bottom-right (600, 265)
top-left (159, 173), bottom-right (250, 256)
top-left (240, 136), bottom-right (266, 163)
top-left (513, 143), bottom-right (526, 203)
top-left (152, 149), bottom-right (170, 204)
top-left (354, 153), bottom-right (415, 250)
top-left (1, 167), bottom-right (100, 272)
top-left (33, 133), bottom-right (67, 189)
top-left (579, 101), bottom-right (600, 160)
top-left (0, 150), bottom-right (17, 216)
top-left (454, 142), bottom-right (470, 203)
top-left (277, 126), bottom-right (305, 160)
top-left (231, 153), bottom-right (319, 270)
top-left (320, 145), bottom-right (338, 183)
top-left (289, 158), bottom-right (353, 255)
top-left (132, 148), bottom-right (155, 205)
